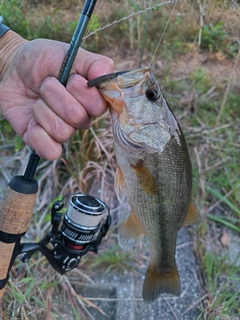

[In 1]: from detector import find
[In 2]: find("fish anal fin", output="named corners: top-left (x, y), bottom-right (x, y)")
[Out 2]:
top-left (183, 200), bottom-right (201, 226)
top-left (118, 210), bottom-right (146, 250)
top-left (142, 263), bottom-right (181, 303)
top-left (114, 166), bottom-right (126, 202)
top-left (131, 160), bottom-right (158, 195)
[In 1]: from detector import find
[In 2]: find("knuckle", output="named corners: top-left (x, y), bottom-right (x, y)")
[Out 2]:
top-left (44, 147), bottom-right (62, 161)
top-left (66, 104), bottom-right (84, 126)
top-left (65, 102), bottom-right (91, 128)
top-left (106, 57), bottom-right (114, 71)
top-left (40, 77), bottom-right (54, 94)
top-left (97, 56), bottom-right (114, 72)
top-left (68, 104), bottom-right (84, 126)
top-left (52, 119), bottom-right (73, 142)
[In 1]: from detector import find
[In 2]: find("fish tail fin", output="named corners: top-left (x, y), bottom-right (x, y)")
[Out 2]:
top-left (142, 262), bottom-right (181, 303)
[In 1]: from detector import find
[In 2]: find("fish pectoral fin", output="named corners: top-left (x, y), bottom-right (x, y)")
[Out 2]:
top-left (118, 210), bottom-right (146, 250)
top-left (142, 263), bottom-right (181, 303)
top-left (183, 200), bottom-right (201, 226)
top-left (114, 166), bottom-right (126, 202)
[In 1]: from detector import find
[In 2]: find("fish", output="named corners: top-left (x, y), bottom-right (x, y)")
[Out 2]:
top-left (87, 67), bottom-right (201, 302)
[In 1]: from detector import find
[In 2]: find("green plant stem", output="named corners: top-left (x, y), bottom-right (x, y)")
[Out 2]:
top-left (214, 44), bottom-right (240, 129)
top-left (207, 214), bottom-right (240, 233)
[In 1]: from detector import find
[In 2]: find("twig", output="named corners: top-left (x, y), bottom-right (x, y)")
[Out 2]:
top-left (61, 275), bottom-right (107, 318)
top-left (207, 189), bottom-right (233, 213)
top-left (176, 241), bottom-right (193, 249)
top-left (81, 297), bottom-right (143, 301)
top-left (181, 293), bottom-right (208, 316)
top-left (164, 298), bottom-right (179, 320)
top-left (194, 146), bottom-right (206, 198)
top-left (197, 0), bottom-right (207, 47)
top-left (21, 305), bottom-right (28, 320)
top-left (90, 127), bottom-right (112, 163)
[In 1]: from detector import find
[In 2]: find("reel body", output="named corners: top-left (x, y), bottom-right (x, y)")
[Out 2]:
top-left (17, 194), bottom-right (111, 274)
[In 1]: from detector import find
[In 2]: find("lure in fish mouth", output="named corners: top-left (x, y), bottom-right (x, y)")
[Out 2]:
top-left (87, 70), bottom-right (130, 88)
top-left (88, 68), bottom-right (201, 303)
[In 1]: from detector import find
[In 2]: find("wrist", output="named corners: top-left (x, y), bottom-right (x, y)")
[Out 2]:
top-left (0, 27), bottom-right (27, 79)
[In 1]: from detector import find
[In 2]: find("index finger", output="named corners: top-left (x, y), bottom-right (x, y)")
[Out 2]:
top-left (73, 48), bottom-right (114, 80)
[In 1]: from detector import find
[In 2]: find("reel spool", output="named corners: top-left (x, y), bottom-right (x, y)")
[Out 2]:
top-left (62, 194), bottom-right (107, 250)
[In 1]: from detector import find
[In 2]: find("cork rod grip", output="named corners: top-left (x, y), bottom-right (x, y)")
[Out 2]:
top-left (0, 185), bottom-right (37, 299)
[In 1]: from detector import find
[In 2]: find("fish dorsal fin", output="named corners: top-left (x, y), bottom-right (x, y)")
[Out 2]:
top-left (131, 160), bottom-right (158, 195)
top-left (118, 210), bottom-right (146, 250)
top-left (183, 200), bottom-right (201, 226)
top-left (114, 166), bottom-right (126, 203)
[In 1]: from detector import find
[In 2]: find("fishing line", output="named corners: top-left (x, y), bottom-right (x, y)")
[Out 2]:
top-left (83, 1), bottom-right (174, 40)
top-left (150, 0), bottom-right (178, 66)
top-left (82, 0), bottom-right (104, 46)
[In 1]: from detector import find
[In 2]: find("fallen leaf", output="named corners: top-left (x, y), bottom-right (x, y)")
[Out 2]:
top-left (221, 232), bottom-right (230, 247)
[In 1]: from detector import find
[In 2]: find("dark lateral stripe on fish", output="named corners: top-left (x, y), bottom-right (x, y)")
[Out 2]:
top-left (87, 70), bottom-right (131, 88)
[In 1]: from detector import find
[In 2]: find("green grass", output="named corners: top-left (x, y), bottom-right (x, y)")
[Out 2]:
top-left (0, 119), bottom-right (24, 151)
top-left (82, 244), bottom-right (137, 275)
top-left (198, 253), bottom-right (240, 319)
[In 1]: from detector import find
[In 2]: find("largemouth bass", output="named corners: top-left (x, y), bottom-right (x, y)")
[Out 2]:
top-left (88, 68), bottom-right (200, 302)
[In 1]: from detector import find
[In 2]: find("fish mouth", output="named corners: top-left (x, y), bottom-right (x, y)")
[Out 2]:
top-left (88, 67), bottom-right (153, 118)
top-left (89, 67), bottom-right (164, 154)
top-left (87, 70), bottom-right (131, 88)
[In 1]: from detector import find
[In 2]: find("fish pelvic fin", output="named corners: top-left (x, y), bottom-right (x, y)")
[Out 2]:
top-left (114, 166), bottom-right (126, 202)
top-left (183, 200), bottom-right (201, 227)
top-left (118, 209), bottom-right (146, 250)
top-left (142, 263), bottom-right (181, 303)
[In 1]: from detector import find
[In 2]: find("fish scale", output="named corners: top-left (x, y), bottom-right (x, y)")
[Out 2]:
top-left (88, 67), bottom-right (201, 303)
top-left (116, 137), bottom-right (191, 256)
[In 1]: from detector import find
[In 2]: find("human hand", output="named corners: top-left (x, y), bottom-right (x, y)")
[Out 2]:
top-left (0, 31), bottom-right (113, 160)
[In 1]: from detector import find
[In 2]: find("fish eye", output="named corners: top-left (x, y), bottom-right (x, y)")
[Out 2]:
top-left (145, 87), bottom-right (160, 101)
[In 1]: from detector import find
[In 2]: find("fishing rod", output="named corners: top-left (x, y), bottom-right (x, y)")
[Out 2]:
top-left (0, 0), bottom-right (111, 302)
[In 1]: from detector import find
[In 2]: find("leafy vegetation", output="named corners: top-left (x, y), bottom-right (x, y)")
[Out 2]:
top-left (201, 21), bottom-right (228, 51)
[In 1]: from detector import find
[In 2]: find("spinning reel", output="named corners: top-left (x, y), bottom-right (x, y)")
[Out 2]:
top-left (18, 193), bottom-right (111, 274)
